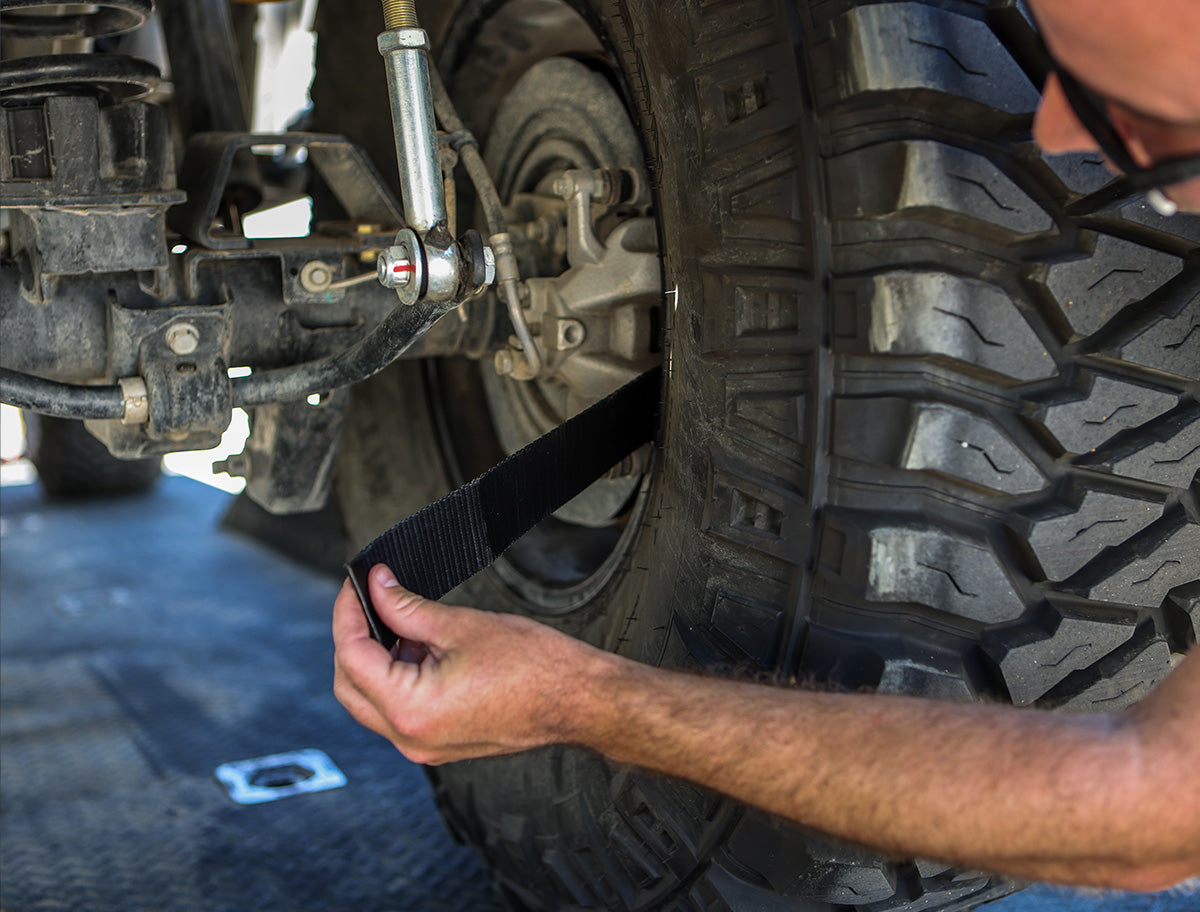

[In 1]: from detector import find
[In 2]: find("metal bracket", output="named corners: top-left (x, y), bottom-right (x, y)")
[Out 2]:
top-left (223, 388), bottom-right (350, 515)
top-left (85, 300), bottom-right (234, 457)
top-left (170, 132), bottom-right (404, 250)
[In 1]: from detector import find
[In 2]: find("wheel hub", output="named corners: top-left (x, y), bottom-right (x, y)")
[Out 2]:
top-left (479, 65), bottom-right (662, 527)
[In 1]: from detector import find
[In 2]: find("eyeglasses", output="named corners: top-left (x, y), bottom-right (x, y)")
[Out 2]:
top-left (1028, 27), bottom-right (1200, 216)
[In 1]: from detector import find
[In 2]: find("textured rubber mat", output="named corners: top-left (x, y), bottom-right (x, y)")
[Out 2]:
top-left (0, 477), bottom-right (502, 912)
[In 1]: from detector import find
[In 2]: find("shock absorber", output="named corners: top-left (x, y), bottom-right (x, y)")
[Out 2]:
top-left (379, 0), bottom-right (445, 235)
top-left (375, 0), bottom-right (494, 308)
top-left (1, 0), bottom-right (181, 301)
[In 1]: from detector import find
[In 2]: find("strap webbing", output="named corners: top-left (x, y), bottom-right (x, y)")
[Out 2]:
top-left (345, 366), bottom-right (660, 650)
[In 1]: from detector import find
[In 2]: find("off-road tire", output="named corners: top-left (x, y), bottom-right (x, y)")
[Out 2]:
top-left (326, 0), bottom-right (1200, 909)
top-left (23, 413), bottom-right (161, 499)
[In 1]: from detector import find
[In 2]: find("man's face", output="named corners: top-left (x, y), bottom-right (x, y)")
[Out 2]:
top-left (1028, 0), bottom-right (1200, 213)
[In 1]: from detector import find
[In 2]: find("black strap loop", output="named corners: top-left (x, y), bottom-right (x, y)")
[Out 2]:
top-left (346, 366), bottom-right (661, 650)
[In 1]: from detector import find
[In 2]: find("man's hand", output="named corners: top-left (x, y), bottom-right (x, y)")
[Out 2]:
top-left (332, 563), bottom-right (612, 764)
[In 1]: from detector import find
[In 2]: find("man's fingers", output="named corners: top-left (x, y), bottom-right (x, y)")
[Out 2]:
top-left (333, 575), bottom-right (417, 703)
top-left (334, 573), bottom-right (436, 662)
top-left (333, 665), bottom-right (392, 736)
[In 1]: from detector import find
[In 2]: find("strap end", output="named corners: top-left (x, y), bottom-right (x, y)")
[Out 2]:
top-left (344, 561), bottom-right (400, 652)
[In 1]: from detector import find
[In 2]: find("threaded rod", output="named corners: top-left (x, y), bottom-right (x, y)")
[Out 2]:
top-left (381, 0), bottom-right (418, 29)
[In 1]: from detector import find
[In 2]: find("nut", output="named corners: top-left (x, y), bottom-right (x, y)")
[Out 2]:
top-left (165, 321), bottom-right (199, 355)
top-left (377, 28), bottom-right (429, 52)
top-left (377, 246), bottom-right (414, 288)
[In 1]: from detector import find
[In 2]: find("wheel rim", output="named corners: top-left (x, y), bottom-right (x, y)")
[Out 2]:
top-left (434, 49), bottom-right (663, 615)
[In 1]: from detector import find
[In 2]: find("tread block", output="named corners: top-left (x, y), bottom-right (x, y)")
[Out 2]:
top-left (1164, 581), bottom-right (1200, 648)
top-left (701, 861), bottom-right (798, 912)
top-left (797, 623), bottom-right (886, 689)
top-left (676, 0), bottom-right (776, 45)
top-left (702, 457), bottom-right (806, 562)
top-left (1045, 234), bottom-right (1185, 338)
top-left (915, 858), bottom-right (953, 878)
top-left (832, 398), bottom-right (1045, 495)
top-left (692, 42), bottom-right (802, 164)
top-left (710, 588), bottom-right (784, 667)
top-left (904, 403), bottom-right (1046, 494)
top-left (857, 270), bottom-right (1056, 381)
top-left (1107, 413), bottom-right (1200, 488)
top-left (1053, 634), bottom-right (1173, 711)
top-left (1118, 286), bottom-right (1200, 379)
top-left (721, 156), bottom-right (809, 250)
top-left (983, 606), bottom-right (1138, 705)
top-left (831, 396), bottom-right (913, 468)
top-left (725, 370), bottom-right (810, 472)
top-left (1042, 375), bottom-right (1177, 454)
top-left (797, 841), bottom-right (899, 905)
top-left (610, 774), bottom-right (713, 880)
top-left (867, 527), bottom-right (1026, 623)
top-left (1027, 492), bottom-right (1164, 581)
top-left (700, 269), bottom-right (819, 354)
top-left (892, 878), bottom-right (1003, 912)
top-left (828, 140), bottom-right (1053, 235)
top-left (877, 657), bottom-right (974, 700)
top-left (1084, 523), bottom-right (1200, 609)
top-left (722, 816), bottom-right (898, 904)
top-left (1045, 153), bottom-right (1112, 196)
top-left (815, 3), bottom-right (1039, 113)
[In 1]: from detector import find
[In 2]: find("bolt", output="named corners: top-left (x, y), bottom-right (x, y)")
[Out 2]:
top-left (165, 322), bottom-right (199, 355)
top-left (300, 260), bottom-right (334, 292)
top-left (493, 349), bottom-right (515, 376)
top-left (213, 453), bottom-right (251, 478)
top-left (377, 246), bottom-right (414, 288)
top-left (556, 318), bottom-right (586, 350)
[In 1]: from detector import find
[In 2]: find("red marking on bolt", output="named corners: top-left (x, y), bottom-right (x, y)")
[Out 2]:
top-left (392, 264), bottom-right (414, 273)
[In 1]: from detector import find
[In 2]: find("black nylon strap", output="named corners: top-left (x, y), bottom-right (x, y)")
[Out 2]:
top-left (345, 366), bottom-right (661, 650)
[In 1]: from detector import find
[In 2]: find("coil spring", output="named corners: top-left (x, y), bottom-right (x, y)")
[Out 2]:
top-left (0, 0), bottom-right (158, 107)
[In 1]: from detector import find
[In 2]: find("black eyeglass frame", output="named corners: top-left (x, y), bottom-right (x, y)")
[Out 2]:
top-left (1028, 27), bottom-right (1200, 215)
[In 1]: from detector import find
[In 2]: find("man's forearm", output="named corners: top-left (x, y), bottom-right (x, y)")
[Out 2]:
top-left (567, 650), bottom-right (1198, 890)
top-left (334, 569), bottom-right (1200, 891)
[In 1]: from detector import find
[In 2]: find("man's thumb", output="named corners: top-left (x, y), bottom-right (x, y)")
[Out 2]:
top-left (367, 564), bottom-right (442, 641)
